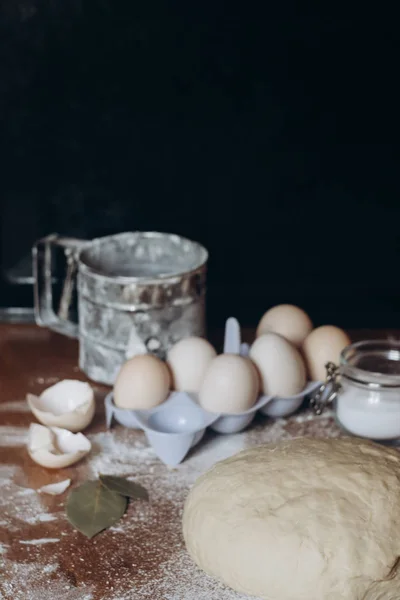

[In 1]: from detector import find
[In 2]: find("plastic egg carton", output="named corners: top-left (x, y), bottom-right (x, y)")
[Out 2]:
top-left (105, 317), bottom-right (321, 466)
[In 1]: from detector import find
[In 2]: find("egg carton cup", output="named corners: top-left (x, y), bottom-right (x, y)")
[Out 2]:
top-left (104, 318), bottom-right (321, 466)
top-left (210, 393), bottom-right (275, 434)
top-left (105, 390), bottom-right (220, 466)
top-left (105, 389), bottom-right (275, 465)
top-left (259, 380), bottom-right (322, 418)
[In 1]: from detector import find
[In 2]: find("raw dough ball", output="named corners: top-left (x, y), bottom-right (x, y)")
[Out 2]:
top-left (256, 304), bottom-right (313, 347)
top-left (303, 325), bottom-right (351, 381)
top-left (250, 332), bottom-right (306, 396)
top-left (183, 438), bottom-right (400, 600)
top-left (167, 337), bottom-right (216, 393)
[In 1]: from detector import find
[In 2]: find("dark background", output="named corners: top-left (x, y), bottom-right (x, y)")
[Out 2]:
top-left (1, 2), bottom-right (399, 329)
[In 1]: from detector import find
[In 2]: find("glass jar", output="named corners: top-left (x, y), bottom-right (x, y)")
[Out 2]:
top-left (312, 340), bottom-right (400, 440)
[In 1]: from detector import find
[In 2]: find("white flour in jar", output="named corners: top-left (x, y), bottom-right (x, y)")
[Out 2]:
top-left (336, 383), bottom-right (400, 439)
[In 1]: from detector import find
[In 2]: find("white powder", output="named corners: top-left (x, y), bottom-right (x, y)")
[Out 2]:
top-left (19, 538), bottom-right (60, 546)
top-left (138, 549), bottom-right (255, 600)
top-left (0, 400), bottom-right (30, 413)
top-left (33, 377), bottom-right (60, 386)
top-left (0, 561), bottom-right (94, 600)
top-left (294, 408), bottom-right (334, 423)
top-left (108, 526), bottom-right (125, 533)
top-left (0, 543), bottom-right (8, 555)
top-left (0, 428), bottom-right (61, 532)
top-left (42, 564), bottom-right (58, 574)
top-left (0, 426), bottom-right (28, 447)
top-left (85, 425), bottom-right (249, 522)
top-left (15, 487), bottom-right (36, 497)
top-left (38, 514), bottom-right (57, 523)
top-left (0, 465), bottom-right (17, 486)
top-left (87, 430), bottom-right (156, 479)
top-left (1, 483), bottom-right (45, 529)
top-left (24, 513), bottom-right (58, 525)
top-left (19, 539), bottom-right (60, 546)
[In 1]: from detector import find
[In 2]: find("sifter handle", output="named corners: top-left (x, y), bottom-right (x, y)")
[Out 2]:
top-left (32, 234), bottom-right (89, 339)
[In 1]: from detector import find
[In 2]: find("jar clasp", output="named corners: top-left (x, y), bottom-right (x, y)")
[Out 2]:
top-left (310, 362), bottom-right (341, 415)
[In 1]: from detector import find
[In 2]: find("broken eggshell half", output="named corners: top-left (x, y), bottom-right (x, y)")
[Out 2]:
top-left (27, 380), bottom-right (95, 432)
top-left (38, 479), bottom-right (72, 495)
top-left (27, 423), bottom-right (91, 469)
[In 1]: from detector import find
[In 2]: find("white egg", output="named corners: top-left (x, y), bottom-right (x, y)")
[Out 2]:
top-left (256, 304), bottom-right (313, 347)
top-left (27, 380), bottom-right (95, 432)
top-left (167, 337), bottom-right (217, 393)
top-left (113, 354), bottom-right (171, 410)
top-left (199, 354), bottom-right (260, 414)
top-left (250, 333), bottom-right (306, 396)
top-left (302, 325), bottom-right (351, 381)
top-left (27, 424), bottom-right (91, 469)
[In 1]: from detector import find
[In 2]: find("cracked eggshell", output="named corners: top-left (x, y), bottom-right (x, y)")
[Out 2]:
top-left (38, 479), bottom-right (71, 495)
top-left (27, 424), bottom-right (91, 469)
top-left (27, 380), bottom-right (95, 432)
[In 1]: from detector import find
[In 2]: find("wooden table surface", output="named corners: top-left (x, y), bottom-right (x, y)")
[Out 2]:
top-left (0, 324), bottom-right (398, 600)
top-left (0, 324), bottom-right (396, 401)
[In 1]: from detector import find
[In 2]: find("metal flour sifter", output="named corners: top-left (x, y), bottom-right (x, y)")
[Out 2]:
top-left (33, 231), bottom-right (208, 385)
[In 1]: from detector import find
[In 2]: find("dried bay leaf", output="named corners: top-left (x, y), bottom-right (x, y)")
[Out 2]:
top-left (66, 480), bottom-right (127, 539)
top-left (99, 475), bottom-right (149, 501)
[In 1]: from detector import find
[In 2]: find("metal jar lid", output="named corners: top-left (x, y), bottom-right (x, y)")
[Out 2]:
top-left (341, 340), bottom-right (400, 388)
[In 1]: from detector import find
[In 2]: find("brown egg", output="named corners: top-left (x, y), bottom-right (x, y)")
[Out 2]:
top-left (167, 337), bottom-right (217, 393)
top-left (256, 304), bottom-right (313, 347)
top-left (113, 354), bottom-right (171, 409)
top-left (302, 326), bottom-right (351, 381)
top-left (199, 354), bottom-right (260, 414)
top-left (250, 332), bottom-right (306, 396)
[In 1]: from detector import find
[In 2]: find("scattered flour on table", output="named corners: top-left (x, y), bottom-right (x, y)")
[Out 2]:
top-left (0, 431), bottom-right (58, 532)
top-left (32, 377), bottom-right (60, 386)
top-left (87, 430), bottom-right (155, 479)
top-left (0, 561), bottom-right (94, 600)
top-left (0, 400), bottom-right (30, 413)
top-left (0, 426), bottom-right (28, 447)
top-left (0, 465), bottom-right (16, 484)
top-left (19, 538), bottom-right (60, 546)
top-left (15, 487), bottom-right (36, 497)
top-left (137, 549), bottom-right (257, 600)
top-left (0, 480), bottom-right (46, 529)
top-left (88, 426), bottom-right (249, 503)
top-left (108, 525), bottom-right (125, 533)
top-left (24, 514), bottom-right (58, 525)
top-left (1, 408), bottom-right (345, 600)
top-left (37, 513), bottom-right (57, 523)
top-left (294, 408), bottom-right (334, 423)
top-left (42, 564), bottom-right (58, 574)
